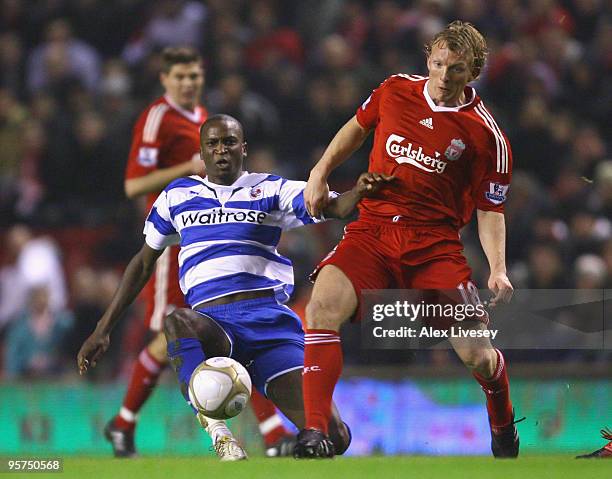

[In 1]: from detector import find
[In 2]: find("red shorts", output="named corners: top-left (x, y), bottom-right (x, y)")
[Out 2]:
top-left (141, 245), bottom-right (187, 331)
top-left (312, 217), bottom-right (488, 326)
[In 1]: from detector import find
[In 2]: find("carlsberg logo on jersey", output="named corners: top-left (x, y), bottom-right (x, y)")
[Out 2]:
top-left (386, 134), bottom-right (447, 174)
top-left (179, 209), bottom-right (267, 227)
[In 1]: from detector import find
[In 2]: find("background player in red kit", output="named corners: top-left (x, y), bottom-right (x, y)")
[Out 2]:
top-left (106, 46), bottom-right (293, 458)
top-left (295, 21), bottom-right (520, 458)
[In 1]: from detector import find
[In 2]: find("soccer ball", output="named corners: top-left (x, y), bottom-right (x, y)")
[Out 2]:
top-left (188, 357), bottom-right (252, 420)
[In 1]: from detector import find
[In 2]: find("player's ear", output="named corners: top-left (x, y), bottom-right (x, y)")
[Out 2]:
top-left (242, 141), bottom-right (247, 158)
top-left (469, 66), bottom-right (478, 82)
top-left (468, 55), bottom-right (479, 82)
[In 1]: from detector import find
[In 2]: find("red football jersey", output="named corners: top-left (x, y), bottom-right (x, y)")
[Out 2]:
top-left (355, 74), bottom-right (512, 228)
top-left (125, 95), bottom-right (208, 212)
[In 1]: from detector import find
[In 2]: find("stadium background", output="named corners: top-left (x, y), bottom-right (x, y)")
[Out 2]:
top-left (0, 0), bottom-right (610, 460)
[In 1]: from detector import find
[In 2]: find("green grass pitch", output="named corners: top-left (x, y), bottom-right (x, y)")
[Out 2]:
top-left (19, 456), bottom-right (610, 479)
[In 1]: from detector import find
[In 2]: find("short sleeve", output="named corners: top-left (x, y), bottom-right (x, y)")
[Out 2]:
top-left (473, 128), bottom-right (513, 213)
top-left (125, 104), bottom-right (169, 180)
top-left (143, 190), bottom-right (180, 249)
top-left (355, 77), bottom-right (390, 130)
top-left (277, 179), bottom-right (337, 230)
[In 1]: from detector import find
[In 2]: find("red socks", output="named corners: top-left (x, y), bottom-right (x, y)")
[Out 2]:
top-left (249, 388), bottom-right (289, 446)
top-left (114, 348), bottom-right (163, 431)
top-left (303, 329), bottom-right (343, 434)
top-left (473, 349), bottom-right (514, 431)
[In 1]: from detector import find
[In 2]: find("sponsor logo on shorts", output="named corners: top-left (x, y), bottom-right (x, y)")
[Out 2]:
top-left (386, 134), bottom-right (447, 174)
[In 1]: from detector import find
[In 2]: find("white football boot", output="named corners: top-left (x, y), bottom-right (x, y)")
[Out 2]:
top-left (197, 412), bottom-right (248, 461)
top-left (213, 436), bottom-right (248, 461)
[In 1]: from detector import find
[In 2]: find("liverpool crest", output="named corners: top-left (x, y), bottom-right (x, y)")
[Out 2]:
top-left (445, 138), bottom-right (465, 161)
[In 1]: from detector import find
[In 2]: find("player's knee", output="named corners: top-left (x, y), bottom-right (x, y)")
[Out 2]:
top-left (460, 348), bottom-right (492, 373)
top-left (163, 308), bottom-right (195, 341)
top-left (305, 298), bottom-right (346, 330)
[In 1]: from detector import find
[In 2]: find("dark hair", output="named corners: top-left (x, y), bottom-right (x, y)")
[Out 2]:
top-left (199, 114), bottom-right (245, 140)
top-left (160, 46), bottom-right (202, 73)
top-left (424, 21), bottom-right (488, 80)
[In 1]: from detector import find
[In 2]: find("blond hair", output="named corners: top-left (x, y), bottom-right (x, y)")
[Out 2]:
top-left (424, 21), bottom-right (488, 80)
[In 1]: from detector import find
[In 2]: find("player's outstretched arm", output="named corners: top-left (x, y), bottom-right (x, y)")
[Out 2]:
top-left (125, 156), bottom-right (205, 198)
top-left (477, 209), bottom-right (513, 307)
top-left (77, 244), bottom-right (163, 374)
top-left (323, 172), bottom-right (395, 219)
top-left (305, 116), bottom-right (371, 217)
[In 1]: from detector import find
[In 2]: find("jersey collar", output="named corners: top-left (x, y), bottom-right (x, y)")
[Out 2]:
top-left (422, 81), bottom-right (477, 112)
top-left (163, 94), bottom-right (203, 123)
top-left (201, 171), bottom-right (271, 189)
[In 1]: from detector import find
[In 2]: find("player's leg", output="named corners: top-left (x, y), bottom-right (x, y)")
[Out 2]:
top-left (449, 322), bottom-right (519, 458)
top-left (181, 298), bottom-right (293, 456)
top-left (266, 368), bottom-right (351, 455)
top-left (576, 427), bottom-right (612, 458)
top-left (299, 264), bottom-right (356, 456)
top-left (105, 248), bottom-right (177, 457)
top-left (105, 334), bottom-right (168, 457)
top-left (249, 388), bottom-right (296, 457)
top-left (104, 331), bottom-right (167, 457)
top-left (112, 331), bottom-right (168, 426)
top-left (448, 320), bottom-right (508, 417)
top-left (404, 230), bottom-right (520, 458)
top-left (164, 307), bottom-right (247, 461)
top-left (298, 224), bottom-right (393, 458)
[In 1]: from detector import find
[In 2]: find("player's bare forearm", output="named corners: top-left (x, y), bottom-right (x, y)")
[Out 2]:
top-left (322, 189), bottom-right (362, 219)
top-left (323, 172), bottom-right (395, 219)
top-left (310, 116), bottom-right (370, 181)
top-left (477, 210), bottom-right (507, 274)
top-left (477, 209), bottom-right (513, 305)
top-left (77, 244), bottom-right (162, 374)
top-left (96, 244), bottom-right (162, 334)
top-left (125, 159), bottom-right (203, 198)
top-left (306, 117), bottom-right (370, 217)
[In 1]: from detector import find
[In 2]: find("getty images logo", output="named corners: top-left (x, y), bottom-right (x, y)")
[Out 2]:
top-left (386, 134), bottom-right (448, 174)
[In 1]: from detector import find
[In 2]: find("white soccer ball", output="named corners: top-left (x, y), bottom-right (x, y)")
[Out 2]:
top-left (188, 357), bottom-right (252, 420)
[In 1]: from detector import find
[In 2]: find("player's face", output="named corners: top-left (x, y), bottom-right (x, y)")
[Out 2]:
top-left (200, 121), bottom-right (246, 185)
top-left (426, 42), bottom-right (473, 107)
top-left (161, 62), bottom-right (204, 111)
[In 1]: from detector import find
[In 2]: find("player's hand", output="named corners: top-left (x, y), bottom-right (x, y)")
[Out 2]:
top-left (488, 272), bottom-right (513, 308)
top-left (304, 173), bottom-right (330, 218)
top-left (355, 172), bottom-right (395, 196)
top-left (77, 327), bottom-right (110, 375)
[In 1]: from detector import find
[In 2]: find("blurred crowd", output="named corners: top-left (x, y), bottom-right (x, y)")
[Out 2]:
top-left (0, 0), bottom-right (610, 379)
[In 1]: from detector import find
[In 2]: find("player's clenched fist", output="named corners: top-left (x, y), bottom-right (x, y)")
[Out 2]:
top-left (355, 172), bottom-right (395, 196)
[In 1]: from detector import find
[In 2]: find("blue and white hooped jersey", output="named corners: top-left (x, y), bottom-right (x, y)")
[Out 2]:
top-left (144, 172), bottom-right (329, 307)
